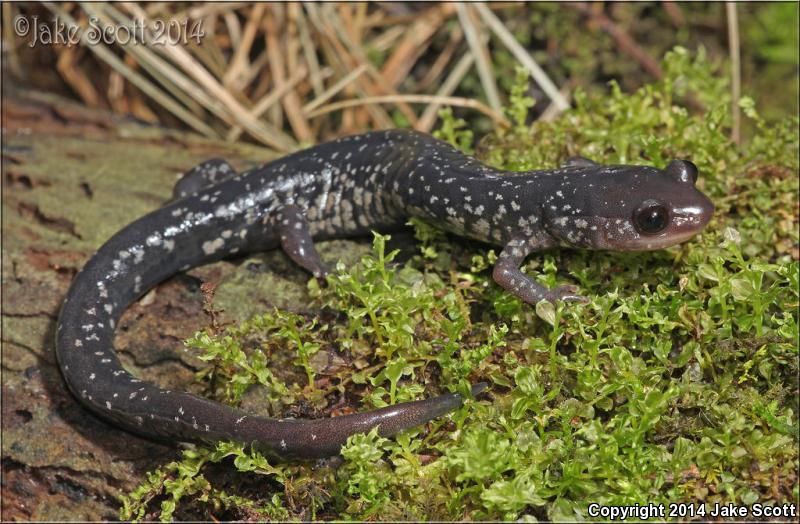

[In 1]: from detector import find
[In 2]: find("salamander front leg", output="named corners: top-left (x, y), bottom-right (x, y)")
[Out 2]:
top-left (492, 237), bottom-right (588, 304)
top-left (276, 205), bottom-right (330, 279)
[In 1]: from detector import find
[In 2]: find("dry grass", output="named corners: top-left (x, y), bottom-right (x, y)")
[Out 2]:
top-left (4, 3), bottom-right (753, 153)
top-left (7, 2), bottom-right (570, 154)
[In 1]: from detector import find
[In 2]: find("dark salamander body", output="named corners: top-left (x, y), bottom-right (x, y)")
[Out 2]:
top-left (56, 129), bottom-right (714, 460)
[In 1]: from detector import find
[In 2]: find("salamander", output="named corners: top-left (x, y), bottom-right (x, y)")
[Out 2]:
top-left (55, 129), bottom-right (714, 460)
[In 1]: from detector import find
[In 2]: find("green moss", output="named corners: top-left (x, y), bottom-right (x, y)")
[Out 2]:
top-left (120, 47), bottom-right (798, 521)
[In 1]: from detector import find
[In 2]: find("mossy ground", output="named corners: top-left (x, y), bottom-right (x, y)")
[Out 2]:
top-left (120, 48), bottom-right (798, 522)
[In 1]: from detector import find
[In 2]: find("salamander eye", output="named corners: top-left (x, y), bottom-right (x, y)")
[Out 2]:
top-left (633, 200), bottom-right (669, 234)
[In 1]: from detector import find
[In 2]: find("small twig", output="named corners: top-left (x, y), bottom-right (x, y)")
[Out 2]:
top-left (567, 2), bottom-right (663, 79)
top-left (200, 282), bottom-right (234, 336)
top-left (662, 1), bottom-right (685, 27)
top-left (307, 94), bottom-right (511, 128)
top-left (456, 3), bottom-right (502, 113)
top-left (126, 89), bottom-right (160, 123)
top-left (222, 3), bottom-right (267, 91)
top-left (475, 2), bottom-right (570, 115)
top-left (726, 2), bottom-right (741, 144)
top-left (338, 3), bottom-right (358, 45)
top-left (55, 45), bottom-right (103, 107)
top-left (380, 4), bottom-right (449, 89)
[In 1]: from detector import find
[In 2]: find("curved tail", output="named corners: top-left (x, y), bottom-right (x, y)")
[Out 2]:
top-left (55, 198), bottom-right (484, 460)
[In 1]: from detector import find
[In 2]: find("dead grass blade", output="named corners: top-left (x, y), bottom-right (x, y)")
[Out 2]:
top-left (227, 66), bottom-right (310, 142)
top-left (293, 5), bottom-right (324, 99)
top-left (264, 5), bottom-right (314, 143)
top-left (45, 3), bottom-right (219, 138)
top-left (121, 2), bottom-right (297, 151)
top-left (417, 51), bottom-right (476, 132)
top-left (24, 2), bottom-right (606, 148)
top-left (416, 26), bottom-right (464, 93)
top-left (223, 3), bottom-right (267, 91)
top-left (456, 3), bottom-right (502, 113)
top-left (380, 4), bottom-right (450, 89)
top-left (308, 94), bottom-right (510, 128)
top-left (726, 2), bottom-right (741, 144)
top-left (303, 64), bottom-right (368, 113)
top-left (303, 2), bottom-right (394, 129)
top-left (314, 3), bottom-right (420, 126)
top-left (475, 3), bottom-right (570, 114)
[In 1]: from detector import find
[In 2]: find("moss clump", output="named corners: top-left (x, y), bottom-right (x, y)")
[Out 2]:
top-left (120, 47), bottom-right (798, 521)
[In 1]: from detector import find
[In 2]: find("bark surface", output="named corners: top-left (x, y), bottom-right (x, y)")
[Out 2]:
top-left (1, 91), bottom-right (371, 520)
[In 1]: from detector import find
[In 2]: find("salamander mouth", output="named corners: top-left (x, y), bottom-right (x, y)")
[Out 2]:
top-left (614, 229), bottom-right (702, 251)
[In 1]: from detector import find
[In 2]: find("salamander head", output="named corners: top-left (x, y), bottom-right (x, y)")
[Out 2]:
top-left (544, 160), bottom-right (714, 251)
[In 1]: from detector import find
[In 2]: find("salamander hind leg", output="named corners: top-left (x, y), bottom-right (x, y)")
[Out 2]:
top-left (492, 237), bottom-right (588, 304)
top-left (275, 205), bottom-right (330, 279)
top-left (173, 158), bottom-right (238, 200)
